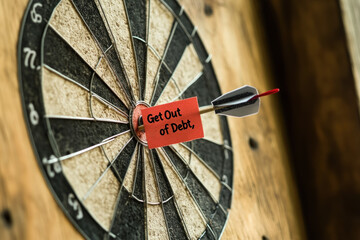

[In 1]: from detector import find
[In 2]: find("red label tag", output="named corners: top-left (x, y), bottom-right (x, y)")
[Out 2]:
top-left (141, 97), bottom-right (204, 149)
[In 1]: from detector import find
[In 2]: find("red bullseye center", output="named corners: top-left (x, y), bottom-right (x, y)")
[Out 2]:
top-left (131, 103), bottom-right (148, 143)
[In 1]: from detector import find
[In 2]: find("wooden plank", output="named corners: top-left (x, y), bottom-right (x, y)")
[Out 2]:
top-left (262, 0), bottom-right (360, 239)
top-left (0, 0), bottom-right (83, 239)
top-left (340, 0), bottom-right (360, 110)
top-left (0, 0), bottom-right (305, 239)
top-left (179, 1), bottom-right (304, 239)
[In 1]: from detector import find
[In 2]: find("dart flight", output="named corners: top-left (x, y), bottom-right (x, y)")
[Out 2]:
top-left (200, 85), bottom-right (279, 117)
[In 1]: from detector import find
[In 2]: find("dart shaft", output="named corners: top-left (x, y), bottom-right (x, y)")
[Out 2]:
top-left (199, 105), bottom-right (215, 114)
top-left (199, 104), bottom-right (232, 114)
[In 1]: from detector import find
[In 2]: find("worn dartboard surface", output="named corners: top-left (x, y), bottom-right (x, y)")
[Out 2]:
top-left (18, 0), bottom-right (234, 239)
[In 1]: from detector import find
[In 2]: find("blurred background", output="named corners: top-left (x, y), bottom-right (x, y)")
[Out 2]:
top-left (259, 0), bottom-right (360, 239)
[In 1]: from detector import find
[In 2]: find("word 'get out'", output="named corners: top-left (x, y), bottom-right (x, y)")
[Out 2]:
top-left (146, 108), bottom-right (195, 135)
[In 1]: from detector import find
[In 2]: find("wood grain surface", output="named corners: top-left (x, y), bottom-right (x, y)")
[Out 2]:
top-left (262, 0), bottom-right (360, 239)
top-left (340, 0), bottom-right (360, 110)
top-left (0, 0), bottom-right (305, 239)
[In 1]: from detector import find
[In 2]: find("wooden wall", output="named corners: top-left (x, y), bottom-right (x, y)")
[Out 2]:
top-left (0, 0), bottom-right (306, 239)
top-left (181, 1), bottom-right (305, 239)
top-left (261, 0), bottom-right (360, 239)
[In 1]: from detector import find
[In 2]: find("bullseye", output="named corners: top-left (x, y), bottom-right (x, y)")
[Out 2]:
top-left (130, 102), bottom-right (149, 144)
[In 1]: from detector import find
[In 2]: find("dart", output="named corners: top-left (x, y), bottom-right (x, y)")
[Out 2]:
top-left (138, 86), bottom-right (279, 132)
top-left (199, 85), bottom-right (280, 117)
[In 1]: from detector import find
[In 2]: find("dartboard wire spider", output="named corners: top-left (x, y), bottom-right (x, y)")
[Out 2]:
top-left (132, 35), bottom-right (176, 78)
top-left (142, 146), bottom-right (149, 238)
top-left (95, 0), bottom-right (138, 104)
top-left (149, 148), bottom-right (192, 239)
top-left (82, 137), bottom-right (137, 201)
top-left (132, 34), bottom-right (186, 106)
top-left (88, 45), bottom-right (130, 121)
top-left (122, 0), bottom-right (143, 101)
top-left (149, 149), bottom-right (173, 239)
top-left (148, 3), bottom-right (198, 106)
top-left (40, 10), bottom-right (131, 164)
top-left (43, 24), bottom-right (131, 114)
top-left (171, 144), bottom-right (230, 226)
top-left (154, 149), bottom-right (192, 238)
top-left (103, 145), bottom-right (147, 239)
top-left (45, 130), bottom-right (131, 165)
top-left (159, 147), bottom-right (220, 239)
top-left (130, 145), bottom-right (145, 203)
top-left (144, 0), bottom-right (151, 101)
top-left (106, 140), bottom-right (139, 238)
top-left (153, 51), bottom-right (186, 106)
top-left (169, 71), bottom-right (204, 103)
top-left (71, 0), bottom-right (136, 107)
top-left (160, 0), bottom-right (198, 46)
top-left (131, 34), bottom-right (189, 113)
top-left (128, 147), bottom-right (173, 205)
top-left (43, 64), bottom-right (128, 119)
top-left (166, 145), bottom-right (228, 210)
top-left (148, 4), bottom-right (205, 106)
top-left (141, 148), bottom-right (174, 205)
top-left (44, 115), bottom-right (127, 125)
top-left (149, 17), bottom-right (180, 105)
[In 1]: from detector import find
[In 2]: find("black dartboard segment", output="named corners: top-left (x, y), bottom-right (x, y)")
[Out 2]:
top-left (18, 0), bottom-right (233, 239)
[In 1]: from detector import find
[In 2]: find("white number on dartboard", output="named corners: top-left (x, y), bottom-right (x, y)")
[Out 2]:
top-left (30, 3), bottom-right (43, 23)
top-left (42, 155), bottom-right (61, 178)
top-left (28, 103), bottom-right (39, 126)
top-left (68, 194), bottom-right (84, 220)
top-left (23, 47), bottom-right (40, 70)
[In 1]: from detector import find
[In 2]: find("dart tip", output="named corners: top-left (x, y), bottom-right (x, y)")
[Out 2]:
top-left (251, 88), bottom-right (280, 100)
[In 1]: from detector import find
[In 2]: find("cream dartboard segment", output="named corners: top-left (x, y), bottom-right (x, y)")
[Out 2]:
top-left (18, 0), bottom-right (233, 239)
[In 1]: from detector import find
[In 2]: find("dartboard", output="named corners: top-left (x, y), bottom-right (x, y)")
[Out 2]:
top-left (18, 0), bottom-right (234, 239)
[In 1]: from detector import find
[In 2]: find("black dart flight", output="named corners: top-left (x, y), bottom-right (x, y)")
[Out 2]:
top-left (199, 85), bottom-right (280, 117)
